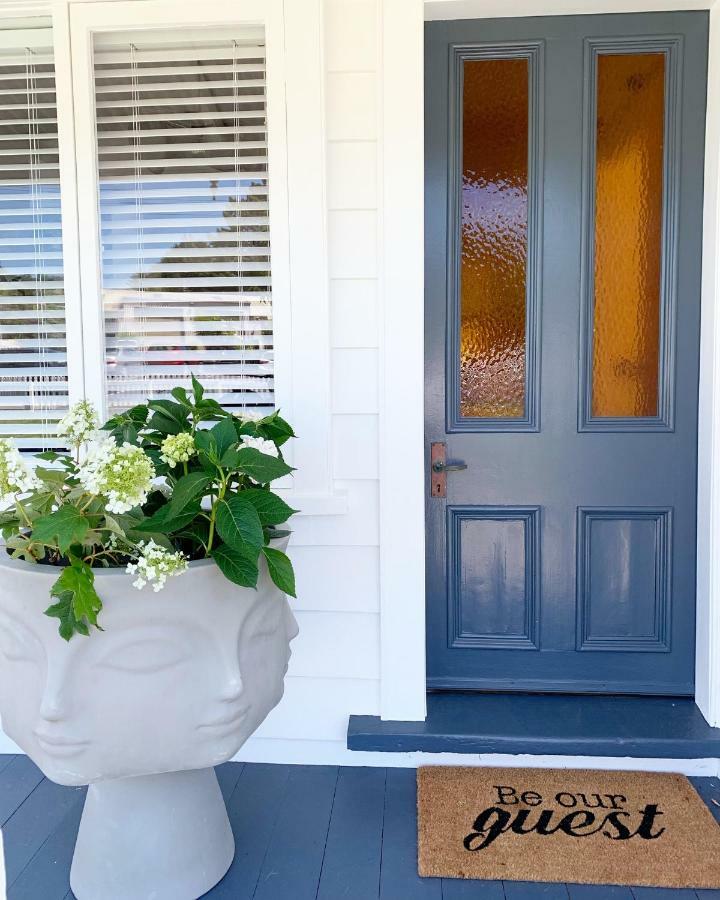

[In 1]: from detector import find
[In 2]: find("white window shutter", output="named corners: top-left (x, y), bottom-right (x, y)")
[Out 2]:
top-left (0, 33), bottom-right (67, 450)
top-left (92, 28), bottom-right (274, 416)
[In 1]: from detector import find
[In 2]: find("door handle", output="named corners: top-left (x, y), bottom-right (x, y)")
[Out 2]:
top-left (430, 442), bottom-right (466, 498)
top-left (432, 460), bottom-right (468, 473)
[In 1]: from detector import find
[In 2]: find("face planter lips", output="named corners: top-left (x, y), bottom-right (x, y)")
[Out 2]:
top-left (33, 727), bottom-right (91, 758)
top-left (197, 702), bottom-right (251, 736)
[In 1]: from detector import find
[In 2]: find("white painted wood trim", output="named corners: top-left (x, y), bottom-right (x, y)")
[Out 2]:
top-left (57, 0), bottom-right (341, 510)
top-left (279, 0), bottom-right (334, 500)
top-left (378, 0), bottom-right (427, 721)
top-left (696, 1), bottom-right (720, 727)
top-left (405, 0), bottom-right (720, 729)
top-left (51, 2), bottom-right (85, 406)
top-left (234, 736), bottom-right (720, 775)
top-left (424, 0), bottom-right (714, 19)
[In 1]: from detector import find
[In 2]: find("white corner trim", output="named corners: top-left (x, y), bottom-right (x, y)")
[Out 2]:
top-left (696, 0), bottom-right (720, 728)
top-left (378, 0), bottom-right (427, 722)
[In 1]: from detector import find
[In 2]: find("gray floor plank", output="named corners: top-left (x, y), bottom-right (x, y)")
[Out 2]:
top-left (215, 761), bottom-right (245, 801)
top-left (0, 757), bottom-right (43, 826)
top-left (503, 883), bottom-right (569, 899)
top-left (631, 891), bottom-right (698, 899)
top-left (2, 778), bottom-right (84, 887)
top-left (567, 886), bottom-right (634, 899)
top-left (6, 791), bottom-right (85, 900)
top-left (380, 768), bottom-right (442, 900)
top-left (317, 766), bottom-right (386, 900)
top-left (206, 762), bottom-right (292, 899)
top-left (689, 777), bottom-right (720, 825)
top-left (252, 764), bottom-right (339, 900)
top-left (442, 876), bottom-right (505, 898)
top-left (0, 766), bottom-right (718, 900)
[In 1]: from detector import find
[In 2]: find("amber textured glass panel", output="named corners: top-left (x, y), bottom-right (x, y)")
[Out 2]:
top-left (591, 53), bottom-right (665, 418)
top-left (460, 58), bottom-right (528, 418)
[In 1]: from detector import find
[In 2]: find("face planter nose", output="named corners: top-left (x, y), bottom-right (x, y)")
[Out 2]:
top-left (38, 653), bottom-right (73, 723)
top-left (220, 673), bottom-right (244, 703)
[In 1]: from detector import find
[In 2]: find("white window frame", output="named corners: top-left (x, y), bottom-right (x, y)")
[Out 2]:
top-left (41, 0), bottom-right (342, 511)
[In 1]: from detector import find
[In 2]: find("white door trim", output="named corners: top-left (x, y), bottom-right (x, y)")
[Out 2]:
top-left (378, 0), bottom-right (720, 724)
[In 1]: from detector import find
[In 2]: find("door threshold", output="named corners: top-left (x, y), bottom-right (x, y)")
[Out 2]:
top-left (347, 693), bottom-right (720, 758)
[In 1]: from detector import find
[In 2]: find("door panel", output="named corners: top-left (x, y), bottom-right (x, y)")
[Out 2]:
top-left (425, 12), bottom-right (708, 695)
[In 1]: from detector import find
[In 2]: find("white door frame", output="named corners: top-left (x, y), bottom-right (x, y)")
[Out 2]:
top-left (378, 0), bottom-right (720, 725)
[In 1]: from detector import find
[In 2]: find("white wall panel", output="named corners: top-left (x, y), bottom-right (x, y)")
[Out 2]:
top-left (327, 141), bottom-right (378, 208)
top-left (290, 480), bottom-right (380, 546)
top-left (332, 414), bottom-right (380, 478)
top-left (331, 349), bottom-right (380, 413)
top-left (328, 210), bottom-right (378, 278)
top-left (326, 72), bottom-right (378, 139)
top-left (325, 0), bottom-right (378, 71)
top-left (252, 676), bottom-right (380, 740)
top-left (330, 279), bottom-right (379, 348)
top-left (289, 545), bottom-right (380, 612)
top-left (288, 611), bottom-right (380, 679)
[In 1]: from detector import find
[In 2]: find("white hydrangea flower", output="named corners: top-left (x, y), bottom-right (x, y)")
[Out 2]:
top-left (235, 410), bottom-right (262, 423)
top-left (0, 438), bottom-right (41, 507)
top-left (126, 540), bottom-right (188, 592)
top-left (79, 436), bottom-right (155, 514)
top-left (160, 432), bottom-right (196, 467)
top-left (57, 400), bottom-right (99, 446)
top-left (239, 435), bottom-right (279, 457)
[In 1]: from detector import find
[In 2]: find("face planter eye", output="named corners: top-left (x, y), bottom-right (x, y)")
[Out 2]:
top-left (0, 613), bottom-right (42, 664)
top-left (97, 636), bottom-right (189, 675)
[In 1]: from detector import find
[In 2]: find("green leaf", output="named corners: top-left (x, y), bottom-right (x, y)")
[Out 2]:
top-left (194, 428), bottom-right (217, 456)
top-left (257, 412), bottom-right (296, 447)
top-left (220, 446), bottom-right (243, 468)
top-left (212, 542), bottom-right (259, 587)
top-left (234, 448), bottom-right (294, 484)
top-left (147, 399), bottom-right (190, 436)
top-left (32, 506), bottom-right (90, 554)
top-left (166, 472), bottom-right (212, 517)
top-left (45, 592), bottom-right (90, 641)
top-left (191, 373), bottom-right (204, 404)
top-left (215, 494), bottom-right (264, 549)
top-left (261, 546), bottom-right (296, 597)
top-left (171, 386), bottom-right (192, 407)
top-left (210, 417), bottom-right (238, 458)
top-left (243, 489), bottom-right (296, 526)
top-left (133, 501), bottom-right (201, 534)
top-left (48, 560), bottom-right (102, 638)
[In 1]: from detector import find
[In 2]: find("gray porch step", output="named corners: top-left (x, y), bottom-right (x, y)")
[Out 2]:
top-left (347, 693), bottom-right (720, 758)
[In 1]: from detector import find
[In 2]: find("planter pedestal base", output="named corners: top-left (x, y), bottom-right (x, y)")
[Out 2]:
top-left (70, 767), bottom-right (235, 900)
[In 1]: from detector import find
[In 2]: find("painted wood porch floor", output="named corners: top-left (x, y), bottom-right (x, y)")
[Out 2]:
top-left (1, 756), bottom-right (719, 900)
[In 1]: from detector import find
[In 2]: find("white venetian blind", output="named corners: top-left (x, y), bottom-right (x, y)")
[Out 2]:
top-left (93, 27), bottom-right (273, 415)
top-left (0, 26), bottom-right (68, 450)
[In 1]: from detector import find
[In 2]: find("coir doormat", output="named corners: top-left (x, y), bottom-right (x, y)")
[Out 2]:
top-left (417, 767), bottom-right (720, 888)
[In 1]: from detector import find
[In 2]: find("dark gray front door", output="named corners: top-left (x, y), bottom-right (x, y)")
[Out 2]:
top-left (425, 12), bottom-right (708, 694)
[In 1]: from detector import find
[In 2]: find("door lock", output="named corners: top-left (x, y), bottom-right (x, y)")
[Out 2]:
top-left (430, 442), bottom-right (466, 498)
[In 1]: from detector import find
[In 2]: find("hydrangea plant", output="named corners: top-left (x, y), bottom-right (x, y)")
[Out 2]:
top-left (0, 376), bottom-right (296, 640)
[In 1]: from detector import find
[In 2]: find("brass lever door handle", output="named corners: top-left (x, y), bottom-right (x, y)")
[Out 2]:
top-left (430, 442), bottom-right (466, 498)
top-left (432, 460), bottom-right (468, 473)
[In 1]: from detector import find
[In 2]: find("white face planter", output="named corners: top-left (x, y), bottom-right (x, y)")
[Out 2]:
top-left (0, 542), bottom-right (298, 900)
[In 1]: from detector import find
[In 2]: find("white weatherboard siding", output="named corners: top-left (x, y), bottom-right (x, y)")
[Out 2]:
top-left (237, 0), bottom-right (383, 763)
